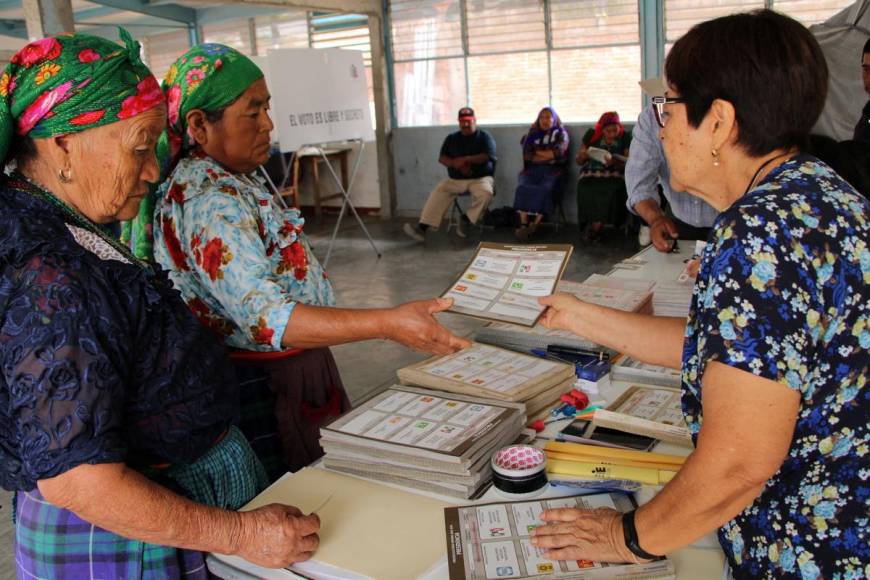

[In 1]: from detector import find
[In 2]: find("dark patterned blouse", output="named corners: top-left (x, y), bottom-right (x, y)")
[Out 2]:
top-left (682, 155), bottom-right (869, 578)
top-left (0, 178), bottom-right (238, 491)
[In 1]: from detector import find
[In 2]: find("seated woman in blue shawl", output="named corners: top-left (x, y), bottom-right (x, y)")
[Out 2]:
top-left (512, 107), bottom-right (570, 241)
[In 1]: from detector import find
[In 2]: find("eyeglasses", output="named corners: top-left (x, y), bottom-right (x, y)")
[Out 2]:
top-left (652, 96), bottom-right (687, 128)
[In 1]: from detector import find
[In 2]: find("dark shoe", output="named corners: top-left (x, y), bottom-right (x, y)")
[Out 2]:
top-left (515, 225), bottom-right (529, 242)
top-left (527, 222), bottom-right (539, 239)
top-left (403, 222), bottom-right (426, 242)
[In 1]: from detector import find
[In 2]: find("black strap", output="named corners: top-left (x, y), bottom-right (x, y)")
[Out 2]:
top-left (622, 510), bottom-right (662, 561)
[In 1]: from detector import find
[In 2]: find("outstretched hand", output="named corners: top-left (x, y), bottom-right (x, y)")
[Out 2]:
top-left (538, 293), bottom-right (586, 335)
top-left (387, 298), bottom-right (471, 355)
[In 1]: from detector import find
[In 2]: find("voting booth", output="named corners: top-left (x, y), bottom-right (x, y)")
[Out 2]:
top-left (258, 48), bottom-right (380, 266)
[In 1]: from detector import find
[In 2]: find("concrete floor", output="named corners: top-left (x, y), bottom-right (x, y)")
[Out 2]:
top-left (0, 215), bottom-right (638, 579)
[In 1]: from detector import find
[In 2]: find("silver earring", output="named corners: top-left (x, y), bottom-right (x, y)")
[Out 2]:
top-left (58, 166), bottom-right (72, 183)
top-left (711, 149), bottom-right (720, 167)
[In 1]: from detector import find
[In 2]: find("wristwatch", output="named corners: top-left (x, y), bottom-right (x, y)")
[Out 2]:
top-left (622, 510), bottom-right (662, 561)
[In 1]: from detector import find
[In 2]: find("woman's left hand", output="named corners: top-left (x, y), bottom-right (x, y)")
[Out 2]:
top-left (531, 508), bottom-right (640, 563)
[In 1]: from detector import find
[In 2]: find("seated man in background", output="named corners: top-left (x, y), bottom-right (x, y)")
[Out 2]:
top-left (626, 81), bottom-right (719, 251)
top-left (404, 107), bottom-right (497, 241)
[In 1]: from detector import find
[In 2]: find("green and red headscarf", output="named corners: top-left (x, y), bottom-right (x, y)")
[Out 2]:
top-left (122, 43), bottom-right (263, 259)
top-left (0, 29), bottom-right (163, 164)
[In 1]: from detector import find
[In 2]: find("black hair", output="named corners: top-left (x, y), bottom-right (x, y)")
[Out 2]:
top-left (665, 9), bottom-right (828, 157)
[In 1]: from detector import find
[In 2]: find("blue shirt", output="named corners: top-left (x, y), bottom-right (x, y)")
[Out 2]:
top-left (153, 152), bottom-right (335, 352)
top-left (682, 155), bottom-right (869, 578)
top-left (626, 106), bottom-right (719, 228)
top-left (0, 178), bottom-right (237, 491)
top-left (440, 129), bottom-right (497, 179)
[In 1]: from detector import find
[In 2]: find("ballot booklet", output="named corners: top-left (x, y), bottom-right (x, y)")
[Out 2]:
top-left (397, 342), bottom-right (575, 413)
top-left (444, 493), bottom-right (674, 579)
top-left (475, 277), bottom-right (653, 355)
top-left (442, 243), bottom-right (573, 326)
top-left (320, 385), bottom-right (526, 498)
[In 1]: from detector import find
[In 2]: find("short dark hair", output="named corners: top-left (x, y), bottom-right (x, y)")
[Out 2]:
top-left (665, 9), bottom-right (828, 157)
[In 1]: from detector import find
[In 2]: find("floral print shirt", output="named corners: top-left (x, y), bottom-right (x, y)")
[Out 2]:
top-left (153, 152), bottom-right (335, 352)
top-left (682, 155), bottom-right (869, 579)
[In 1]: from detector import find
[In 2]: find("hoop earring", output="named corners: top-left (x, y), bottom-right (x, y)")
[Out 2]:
top-left (58, 166), bottom-right (72, 183)
top-left (711, 149), bottom-right (720, 167)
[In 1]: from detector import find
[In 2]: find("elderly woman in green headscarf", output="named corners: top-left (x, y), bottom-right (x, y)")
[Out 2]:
top-left (149, 44), bottom-right (469, 481)
top-left (0, 32), bottom-right (322, 578)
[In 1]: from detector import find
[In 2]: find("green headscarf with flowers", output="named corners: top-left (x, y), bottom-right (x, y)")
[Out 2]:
top-left (121, 43), bottom-right (263, 259)
top-left (0, 29), bottom-right (163, 165)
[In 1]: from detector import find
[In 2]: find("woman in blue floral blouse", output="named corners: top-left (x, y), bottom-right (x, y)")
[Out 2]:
top-left (150, 45), bottom-right (469, 480)
top-left (533, 11), bottom-right (868, 579)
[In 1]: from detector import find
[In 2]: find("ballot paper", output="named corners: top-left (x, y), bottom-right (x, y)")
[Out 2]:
top-left (444, 494), bottom-right (674, 579)
top-left (442, 243), bottom-right (573, 327)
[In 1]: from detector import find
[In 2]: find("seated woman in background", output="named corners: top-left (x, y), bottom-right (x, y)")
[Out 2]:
top-left (152, 44), bottom-right (468, 481)
top-left (1, 32), bottom-right (318, 577)
top-left (575, 111), bottom-right (631, 242)
top-left (512, 107), bottom-right (570, 241)
top-left (534, 10), bottom-right (867, 578)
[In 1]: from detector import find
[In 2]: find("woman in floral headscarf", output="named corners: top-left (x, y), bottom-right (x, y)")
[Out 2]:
top-left (575, 111), bottom-right (632, 242)
top-left (0, 32), bottom-right (321, 578)
top-left (150, 44), bottom-right (468, 481)
top-left (513, 106), bottom-right (570, 241)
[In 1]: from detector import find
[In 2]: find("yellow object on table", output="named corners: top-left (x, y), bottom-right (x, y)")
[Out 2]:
top-left (544, 441), bottom-right (687, 466)
top-left (547, 458), bottom-right (677, 486)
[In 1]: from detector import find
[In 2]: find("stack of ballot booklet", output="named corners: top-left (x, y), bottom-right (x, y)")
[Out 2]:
top-left (396, 342), bottom-right (576, 415)
top-left (320, 385), bottom-right (526, 498)
top-left (474, 277), bottom-right (653, 355)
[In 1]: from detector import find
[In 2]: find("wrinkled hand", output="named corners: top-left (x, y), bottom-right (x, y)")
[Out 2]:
top-left (387, 298), bottom-right (471, 355)
top-left (236, 504), bottom-right (320, 568)
top-left (648, 216), bottom-right (679, 252)
top-left (531, 508), bottom-right (641, 564)
top-left (537, 293), bottom-right (586, 335)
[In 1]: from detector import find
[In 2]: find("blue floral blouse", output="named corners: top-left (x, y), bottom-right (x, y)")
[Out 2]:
top-left (682, 155), bottom-right (869, 578)
top-left (153, 152), bottom-right (335, 352)
top-left (0, 178), bottom-right (238, 491)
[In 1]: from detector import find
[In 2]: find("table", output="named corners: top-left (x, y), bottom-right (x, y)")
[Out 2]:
top-left (207, 243), bottom-right (726, 579)
top-left (297, 146), bottom-right (351, 223)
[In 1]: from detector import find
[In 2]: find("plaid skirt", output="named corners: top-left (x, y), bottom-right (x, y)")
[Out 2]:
top-left (233, 347), bottom-right (351, 482)
top-left (14, 425), bottom-right (266, 579)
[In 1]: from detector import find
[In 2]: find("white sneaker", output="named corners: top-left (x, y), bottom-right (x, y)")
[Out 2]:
top-left (403, 222), bottom-right (425, 242)
top-left (638, 225), bottom-right (651, 247)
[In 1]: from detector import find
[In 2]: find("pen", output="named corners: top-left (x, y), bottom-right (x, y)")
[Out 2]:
top-left (547, 345), bottom-right (610, 362)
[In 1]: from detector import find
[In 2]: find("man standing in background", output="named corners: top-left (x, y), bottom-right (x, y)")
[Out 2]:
top-left (625, 78), bottom-right (718, 251)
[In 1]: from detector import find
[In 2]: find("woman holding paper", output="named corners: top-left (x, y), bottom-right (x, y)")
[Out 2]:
top-left (575, 111), bottom-right (631, 242)
top-left (534, 10), bottom-right (868, 578)
top-left (148, 44), bottom-right (468, 480)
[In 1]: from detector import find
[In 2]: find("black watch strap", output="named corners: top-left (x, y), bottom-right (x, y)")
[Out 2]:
top-left (622, 510), bottom-right (661, 561)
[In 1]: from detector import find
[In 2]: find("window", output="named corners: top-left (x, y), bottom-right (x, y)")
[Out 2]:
top-left (391, 0), bottom-right (643, 126)
top-left (770, 0), bottom-right (854, 26)
top-left (202, 19), bottom-right (254, 55)
top-left (664, 0), bottom-right (762, 44)
top-left (255, 11), bottom-right (309, 53)
top-left (141, 29), bottom-right (189, 81)
top-left (390, 0), bottom-right (463, 61)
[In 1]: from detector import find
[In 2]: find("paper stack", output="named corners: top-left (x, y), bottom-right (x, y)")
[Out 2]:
top-left (474, 277), bottom-right (654, 355)
top-left (320, 385), bottom-right (526, 498)
top-left (396, 342), bottom-right (575, 415)
top-left (610, 354), bottom-right (682, 388)
top-left (651, 280), bottom-right (694, 317)
top-left (544, 441), bottom-right (686, 486)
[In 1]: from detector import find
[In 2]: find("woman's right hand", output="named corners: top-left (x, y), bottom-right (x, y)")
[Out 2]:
top-left (236, 504), bottom-right (320, 568)
top-left (538, 293), bottom-right (587, 335)
top-left (387, 298), bottom-right (471, 355)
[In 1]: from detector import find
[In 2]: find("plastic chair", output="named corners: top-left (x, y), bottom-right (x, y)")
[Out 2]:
top-left (446, 163), bottom-right (497, 236)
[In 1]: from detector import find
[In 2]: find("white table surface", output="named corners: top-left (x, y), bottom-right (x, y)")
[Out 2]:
top-left (207, 243), bottom-right (726, 579)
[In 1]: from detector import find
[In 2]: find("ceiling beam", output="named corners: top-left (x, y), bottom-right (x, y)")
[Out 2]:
top-left (211, 0), bottom-right (379, 16)
top-left (85, 0), bottom-right (195, 23)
